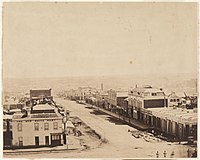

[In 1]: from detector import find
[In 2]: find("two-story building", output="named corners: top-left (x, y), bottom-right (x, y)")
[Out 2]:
top-left (167, 92), bottom-right (181, 107)
top-left (128, 85), bottom-right (168, 120)
top-left (29, 88), bottom-right (53, 105)
top-left (12, 103), bottom-right (64, 148)
top-left (3, 100), bottom-right (25, 112)
top-left (107, 89), bottom-right (128, 113)
top-left (96, 91), bottom-right (108, 108)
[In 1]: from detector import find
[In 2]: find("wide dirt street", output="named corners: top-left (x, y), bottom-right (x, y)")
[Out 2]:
top-left (5, 98), bottom-right (195, 158)
top-left (55, 98), bottom-right (193, 158)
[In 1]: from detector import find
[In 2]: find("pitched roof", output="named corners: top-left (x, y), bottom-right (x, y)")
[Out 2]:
top-left (33, 104), bottom-right (55, 111)
top-left (132, 86), bottom-right (163, 93)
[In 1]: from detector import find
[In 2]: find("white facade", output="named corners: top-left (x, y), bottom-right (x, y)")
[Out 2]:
top-left (128, 85), bottom-right (167, 108)
top-left (12, 117), bottom-right (63, 146)
top-left (167, 92), bottom-right (181, 107)
top-left (12, 104), bottom-right (63, 147)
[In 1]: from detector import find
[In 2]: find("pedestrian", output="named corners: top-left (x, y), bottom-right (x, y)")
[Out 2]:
top-left (163, 150), bottom-right (166, 158)
top-left (156, 151), bottom-right (159, 158)
top-left (170, 151), bottom-right (174, 158)
top-left (187, 148), bottom-right (190, 158)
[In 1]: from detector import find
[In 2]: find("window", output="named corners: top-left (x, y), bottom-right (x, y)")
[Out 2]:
top-left (18, 137), bottom-right (23, 146)
top-left (34, 123), bottom-right (39, 131)
top-left (3, 121), bottom-right (7, 130)
top-left (44, 123), bottom-right (49, 130)
top-left (152, 93), bottom-right (157, 96)
top-left (53, 122), bottom-right (58, 130)
top-left (18, 123), bottom-right (22, 132)
top-left (144, 92), bottom-right (149, 96)
top-left (52, 135), bottom-right (60, 140)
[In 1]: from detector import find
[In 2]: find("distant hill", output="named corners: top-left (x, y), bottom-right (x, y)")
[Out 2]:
top-left (3, 74), bottom-right (197, 97)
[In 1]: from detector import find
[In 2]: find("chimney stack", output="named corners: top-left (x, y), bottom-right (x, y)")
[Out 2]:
top-left (101, 83), bottom-right (104, 91)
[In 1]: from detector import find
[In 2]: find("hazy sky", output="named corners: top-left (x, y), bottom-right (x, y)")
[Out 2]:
top-left (3, 2), bottom-right (198, 78)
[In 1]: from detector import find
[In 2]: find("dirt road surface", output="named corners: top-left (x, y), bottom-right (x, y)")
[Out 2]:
top-left (4, 98), bottom-right (195, 158)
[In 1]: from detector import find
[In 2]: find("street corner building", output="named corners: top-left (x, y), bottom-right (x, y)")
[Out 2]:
top-left (11, 103), bottom-right (64, 148)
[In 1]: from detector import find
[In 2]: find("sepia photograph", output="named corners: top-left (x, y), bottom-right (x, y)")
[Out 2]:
top-left (2, 2), bottom-right (198, 159)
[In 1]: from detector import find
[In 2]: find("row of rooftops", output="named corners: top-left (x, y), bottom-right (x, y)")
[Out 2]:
top-left (9, 103), bottom-right (63, 120)
top-left (148, 107), bottom-right (197, 124)
top-left (67, 85), bottom-right (193, 98)
top-left (66, 85), bottom-right (198, 105)
top-left (3, 88), bottom-right (63, 121)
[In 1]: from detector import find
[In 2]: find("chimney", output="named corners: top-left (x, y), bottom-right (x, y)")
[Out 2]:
top-left (136, 84), bottom-right (137, 88)
top-left (101, 83), bottom-right (104, 91)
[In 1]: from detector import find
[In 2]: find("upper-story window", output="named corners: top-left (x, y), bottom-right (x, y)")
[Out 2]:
top-left (34, 123), bottom-right (39, 131)
top-left (53, 122), bottom-right (58, 130)
top-left (44, 123), bottom-right (49, 130)
top-left (152, 93), bottom-right (157, 96)
top-left (157, 92), bottom-right (164, 96)
top-left (18, 123), bottom-right (22, 132)
top-left (143, 92), bottom-right (149, 96)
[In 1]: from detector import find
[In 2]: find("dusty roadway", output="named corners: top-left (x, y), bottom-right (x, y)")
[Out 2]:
top-left (56, 98), bottom-right (193, 158)
top-left (5, 98), bottom-right (194, 158)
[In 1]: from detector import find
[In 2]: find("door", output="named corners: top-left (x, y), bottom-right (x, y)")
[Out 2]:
top-left (45, 136), bottom-right (49, 145)
top-left (18, 137), bottom-right (23, 146)
top-left (35, 136), bottom-right (39, 146)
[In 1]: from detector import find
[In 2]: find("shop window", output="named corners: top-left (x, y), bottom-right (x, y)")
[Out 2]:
top-left (52, 135), bottom-right (60, 140)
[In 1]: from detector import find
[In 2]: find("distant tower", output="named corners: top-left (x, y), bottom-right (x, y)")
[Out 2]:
top-left (101, 83), bottom-right (104, 91)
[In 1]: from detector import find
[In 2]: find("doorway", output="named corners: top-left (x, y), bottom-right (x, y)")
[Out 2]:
top-left (35, 136), bottom-right (39, 146)
top-left (45, 136), bottom-right (49, 145)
